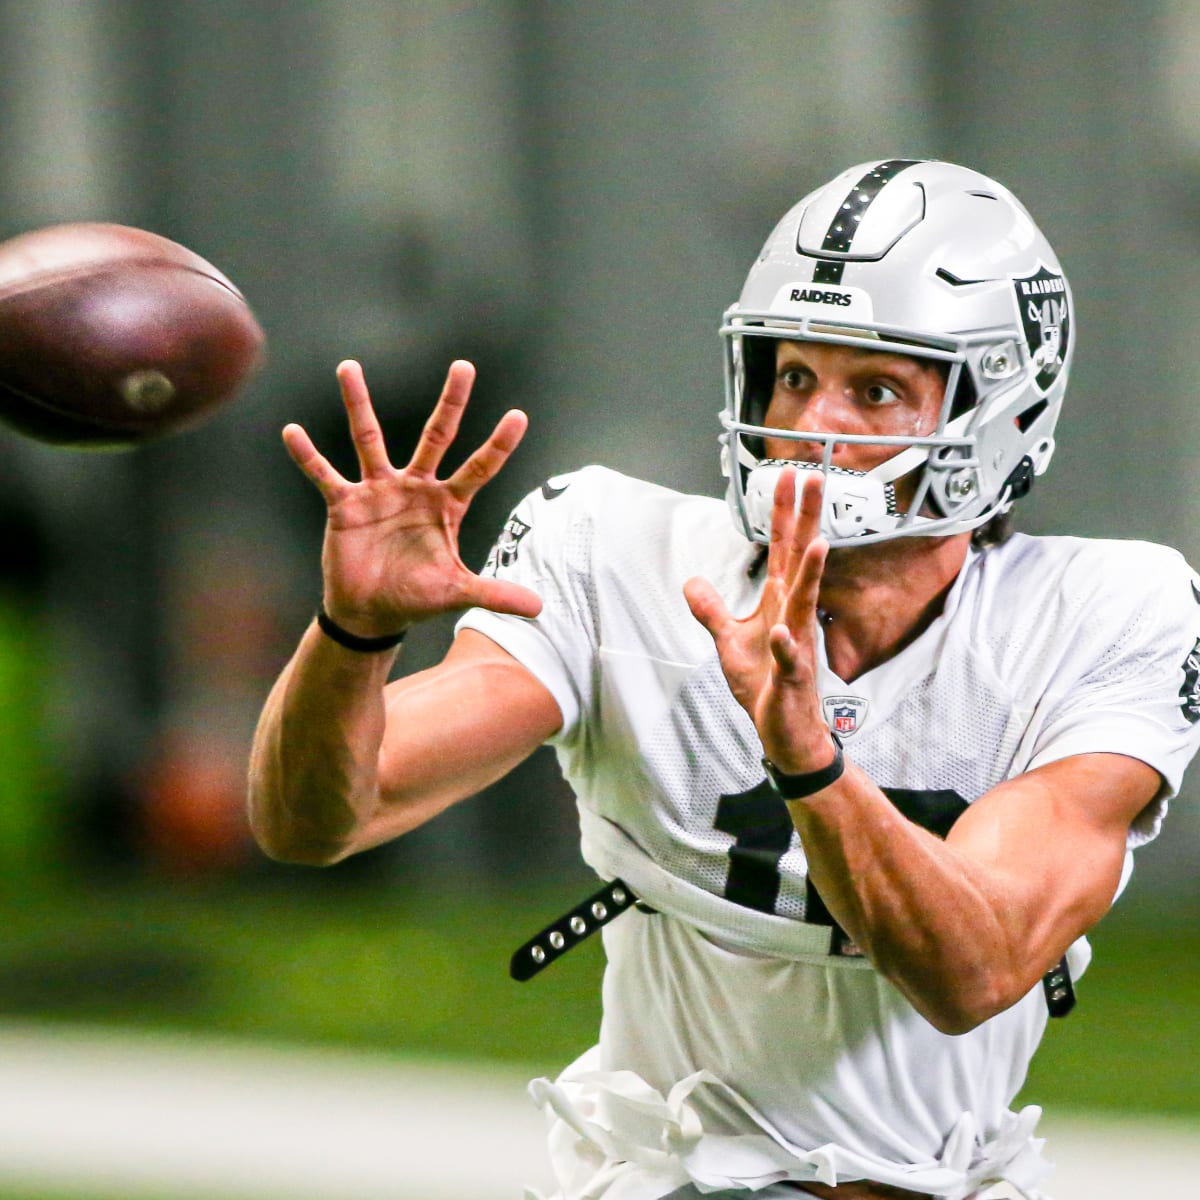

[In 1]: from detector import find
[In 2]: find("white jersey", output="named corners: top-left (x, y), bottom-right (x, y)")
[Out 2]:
top-left (457, 466), bottom-right (1200, 1200)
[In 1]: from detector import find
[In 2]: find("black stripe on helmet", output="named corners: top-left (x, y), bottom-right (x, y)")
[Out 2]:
top-left (812, 158), bottom-right (924, 256)
top-left (812, 260), bottom-right (846, 284)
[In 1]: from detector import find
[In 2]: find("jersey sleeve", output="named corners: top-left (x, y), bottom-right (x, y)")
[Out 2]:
top-left (454, 468), bottom-right (600, 741)
top-left (1026, 544), bottom-right (1200, 840)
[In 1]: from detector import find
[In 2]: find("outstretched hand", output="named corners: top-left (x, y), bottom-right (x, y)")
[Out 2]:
top-left (684, 469), bottom-right (834, 773)
top-left (283, 359), bottom-right (542, 639)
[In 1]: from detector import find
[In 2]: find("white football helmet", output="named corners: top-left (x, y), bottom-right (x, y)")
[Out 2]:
top-left (721, 158), bottom-right (1073, 546)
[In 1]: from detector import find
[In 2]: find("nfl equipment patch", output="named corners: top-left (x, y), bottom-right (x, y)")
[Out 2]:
top-left (823, 694), bottom-right (868, 737)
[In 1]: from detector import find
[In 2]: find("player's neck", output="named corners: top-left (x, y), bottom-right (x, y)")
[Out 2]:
top-left (817, 532), bottom-right (971, 682)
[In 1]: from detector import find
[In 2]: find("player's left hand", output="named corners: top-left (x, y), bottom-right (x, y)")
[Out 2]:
top-left (684, 469), bottom-right (836, 773)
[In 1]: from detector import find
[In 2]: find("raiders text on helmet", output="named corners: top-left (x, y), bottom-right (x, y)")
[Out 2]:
top-left (720, 158), bottom-right (1073, 546)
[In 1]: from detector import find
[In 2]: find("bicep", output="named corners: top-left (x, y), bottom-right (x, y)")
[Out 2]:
top-left (351, 629), bottom-right (563, 852)
top-left (947, 752), bottom-right (1161, 964)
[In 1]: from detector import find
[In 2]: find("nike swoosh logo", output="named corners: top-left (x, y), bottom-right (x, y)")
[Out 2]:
top-left (1192, 581), bottom-right (1200, 605)
top-left (541, 480), bottom-right (569, 501)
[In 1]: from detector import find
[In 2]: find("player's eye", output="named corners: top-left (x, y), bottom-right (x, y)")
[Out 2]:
top-left (864, 383), bottom-right (900, 406)
top-left (778, 368), bottom-right (808, 391)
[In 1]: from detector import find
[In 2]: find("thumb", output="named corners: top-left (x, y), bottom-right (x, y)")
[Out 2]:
top-left (768, 622), bottom-right (800, 675)
top-left (684, 576), bottom-right (732, 642)
top-left (466, 576), bottom-right (544, 620)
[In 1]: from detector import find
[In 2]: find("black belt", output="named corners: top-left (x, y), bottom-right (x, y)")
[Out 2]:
top-left (509, 877), bottom-right (1076, 1017)
top-left (509, 878), bottom-right (640, 981)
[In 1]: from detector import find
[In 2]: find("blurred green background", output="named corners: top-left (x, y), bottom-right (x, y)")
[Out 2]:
top-left (0, 2), bottom-right (1198, 1197)
top-left (1, 868), bottom-right (1198, 1119)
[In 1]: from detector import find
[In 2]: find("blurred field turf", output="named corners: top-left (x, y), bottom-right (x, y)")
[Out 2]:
top-left (0, 871), bottom-right (1196, 1121)
top-left (0, 872), bottom-right (604, 1079)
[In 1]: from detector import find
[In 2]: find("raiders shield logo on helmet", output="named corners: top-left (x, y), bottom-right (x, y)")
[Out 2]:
top-left (1014, 265), bottom-right (1070, 393)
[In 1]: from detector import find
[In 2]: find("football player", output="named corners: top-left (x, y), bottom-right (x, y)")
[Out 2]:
top-left (249, 160), bottom-right (1200, 1200)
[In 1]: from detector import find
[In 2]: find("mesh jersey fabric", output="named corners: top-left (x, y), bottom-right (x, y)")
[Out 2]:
top-left (456, 465), bottom-right (1200, 1198)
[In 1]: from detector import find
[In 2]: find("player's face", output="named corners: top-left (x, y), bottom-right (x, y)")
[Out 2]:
top-left (762, 341), bottom-right (946, 477)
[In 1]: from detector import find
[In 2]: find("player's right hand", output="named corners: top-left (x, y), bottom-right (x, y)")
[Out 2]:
top-left (685, 467), bottom-right (833, 775)
top-left (282, 359), bottom-right (543, 639)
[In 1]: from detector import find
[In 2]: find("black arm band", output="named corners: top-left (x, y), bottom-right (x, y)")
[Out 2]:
top-left (762, 732), bottom-right (845, 799)
top-left (316, 605), bottom-right (407, 652)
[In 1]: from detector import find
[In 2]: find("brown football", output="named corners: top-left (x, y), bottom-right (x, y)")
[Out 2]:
top-left (0, 222), bottom-right (265, 448)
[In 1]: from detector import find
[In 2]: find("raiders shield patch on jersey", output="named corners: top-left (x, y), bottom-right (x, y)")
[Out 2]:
top-left (823, 694), bottom-right (868, 737)
top-left (1179, 637), bottom-right (1200, 724)
top-left (1014, 265), bottom-right (1070, 393)
top-left (484, 513), bottom-right (531, 574)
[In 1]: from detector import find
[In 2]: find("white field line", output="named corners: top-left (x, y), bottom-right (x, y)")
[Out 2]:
top-left (0, 1021), bottom-right (1195, 1200)
top-left (0, 1021), bottom-right (555, 1200)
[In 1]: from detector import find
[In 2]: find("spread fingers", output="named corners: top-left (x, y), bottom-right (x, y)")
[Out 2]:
top-left (282, 423), bottom-right (350, 504)
top-left (408, 360), bottom-right (477, 478)
top-left (336, 360), bottom-right (394, 480)
top-left (447, 409), bottom-right (529, 502)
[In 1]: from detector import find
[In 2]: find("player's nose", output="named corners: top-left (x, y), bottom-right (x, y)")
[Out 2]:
top-left (793, 383), bottom-right (848, 431)
top-left (781, 387), bottom-right (851, 460)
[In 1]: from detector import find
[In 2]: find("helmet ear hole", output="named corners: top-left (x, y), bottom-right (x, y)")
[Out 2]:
top-left (949, 365), bottom-right (977, 420)
top-left (1015, 399), bottom-right (1049, 433)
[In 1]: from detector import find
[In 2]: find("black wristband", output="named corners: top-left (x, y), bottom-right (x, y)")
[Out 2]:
top-left (316, 605), bottom-right (407, 653)
top-left (762, 732), bottom-right (845, 799)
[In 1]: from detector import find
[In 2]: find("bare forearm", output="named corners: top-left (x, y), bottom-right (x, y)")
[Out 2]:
top-left (787, 766), bottom-right (1019, 1033)
top-left (248, 621), bottom-right (397, 865)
